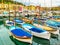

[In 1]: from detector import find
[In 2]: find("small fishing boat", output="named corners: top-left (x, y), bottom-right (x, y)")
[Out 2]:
top-left (46, 20), bottom-right (60, 27)
top-left (33, 23), bottom-right (59, 35)
top-left (5, 20), bottom-right (14, 26)
top-left (14, 18), bottom-right (24, 24)
top-left (21, 23), bottom-right (50, 40)
top-left (55, 19), bottom-right (60, 22)
top-left (51, 19), bottom-right (60, 22)
top-left (22, 18), bottom-right (33, 24)
top-left (14, 18), bottom-right (50, 39)
top-left (9, 26), bottom-right (32, 43)
top-left (3, 11), bottom-right (9, 14)
top-left (53, 15), bottom-right (60, 19)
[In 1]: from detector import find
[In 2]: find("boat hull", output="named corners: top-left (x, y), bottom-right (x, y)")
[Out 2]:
top-left (33, 23), bottom-right (59, 35)
top-left (8, 31), bottom-right (32, 43)
top-left (23, 27), bottom-right (50, 40)
top-left (13, 35), bottom-right (32, 43)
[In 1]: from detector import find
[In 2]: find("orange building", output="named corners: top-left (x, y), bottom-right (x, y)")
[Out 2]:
top-left (36, 6), bottom-right (44, 11)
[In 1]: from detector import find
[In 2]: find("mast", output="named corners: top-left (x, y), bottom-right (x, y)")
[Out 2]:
top-left (50, 0), bottom-right (52, 11)
top-left (2, 0), bottom-right (4, 25)
top-left (44, 0), bottom-right (48, 17)
top-left (8, 0), bottom-right (10, 21)
top-left (15, 1), bottom-right (16, 19)
top-left (50, 0), bottom-right (53, 19)
top-left (39, 4), bottom-right (40, 17)
top-left (14, 0), bottom-right (17, 27)
top-left (29, 0), bottom-right (33, 45)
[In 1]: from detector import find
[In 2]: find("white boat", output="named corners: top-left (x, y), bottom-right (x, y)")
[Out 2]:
top-left (9, 26), bottom-right (32, 43)
top-left (21, 23), bottom-right (50, 40)
top-left (33, 23), bottom-right (59, 35)
top-left (5, 20), bottom-right (14, 26)
top-left (14, 18), bottom-right (25, 24)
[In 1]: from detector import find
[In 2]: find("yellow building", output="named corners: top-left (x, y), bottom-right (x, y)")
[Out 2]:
top-left (23, 5), bottom-right (36, 11)
top-left (29, 5), bottom-right (36, 11)
top-left (24, 6), bottom-right (28, 10)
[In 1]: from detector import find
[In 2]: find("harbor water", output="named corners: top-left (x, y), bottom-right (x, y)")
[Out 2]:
top-left (0, 20), bottom-right (60, 45)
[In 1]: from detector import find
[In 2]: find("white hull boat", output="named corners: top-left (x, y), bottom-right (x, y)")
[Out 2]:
top-left (33, 23), bottom-right (59, 35)
top-left (22, 24), bottom-right (50, 40)
top-left (5, 20), bottom-right (14, 26)
top-left (9, 26), bottom-right (32, 43)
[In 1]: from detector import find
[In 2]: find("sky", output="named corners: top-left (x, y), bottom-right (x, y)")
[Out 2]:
top-left (14, 0), bottom-right (60, 7)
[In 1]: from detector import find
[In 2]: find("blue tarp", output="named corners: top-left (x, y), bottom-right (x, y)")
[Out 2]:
top-left (22, 24), bottom-right (46, 33)
top-left (10, 26), bottom-right (32, 38)
top-left (14, 19), bottom-right (23, 23)
top-left (7, 22), bottom-right (14, 24)
top-left (29, 28), bottom-right (45, 33)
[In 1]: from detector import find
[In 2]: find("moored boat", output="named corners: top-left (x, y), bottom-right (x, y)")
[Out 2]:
top-left (9, 26), bottom-right (32, 43)
top-left (14, 18), bottom-right (24, 24)
top-left (46, 20), bottom-right (60, 27)
top-left (21, 23), bottom-right (50, 40)
top-left (5, 20), bottom-right (14, 26)
top-left (33, 23), bottom-right (59, 35)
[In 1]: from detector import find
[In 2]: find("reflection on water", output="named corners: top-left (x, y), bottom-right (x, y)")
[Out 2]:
top-left (0, 21), bottom-right (60, 45)
top-left (9, 36), bottom-right (30, 45)
top-left (9, 34), bottom-right (60, 45)
top-left (32, 35), bottom-right (60, 45)
top-left (32, 36), bottom-right (50, 45)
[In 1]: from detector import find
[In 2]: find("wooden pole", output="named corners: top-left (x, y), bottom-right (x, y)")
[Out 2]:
top-left (29, 0), bottom-right (33, 45)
